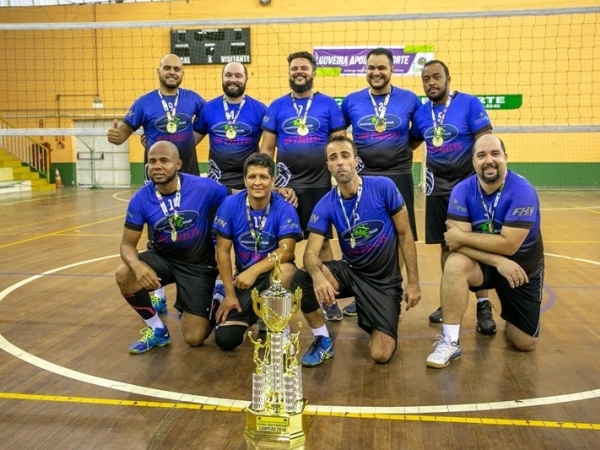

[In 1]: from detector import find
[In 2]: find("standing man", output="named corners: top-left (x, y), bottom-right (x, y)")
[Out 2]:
top-left (426, 135), bottom-right (544, 368)
top-left (341, 47), bottom-right (422, 316)
top-left (261, 51), bottom-right (347, 321)
top-left (115, 141), bottom-right (229, 353)
top-left (108, 54), bottom-right (205, 312)
top-left (410, 60), bottom-right (496, 334)
top-left (292, 136), bottom-right (421, 367)
top-left (212, 153), bottom-right (303, 351)
top-left (194, 62), bottom-right (267, 190)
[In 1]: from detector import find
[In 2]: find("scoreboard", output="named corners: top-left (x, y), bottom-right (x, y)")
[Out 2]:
top-left (170, 28), bottom-right (251, 66)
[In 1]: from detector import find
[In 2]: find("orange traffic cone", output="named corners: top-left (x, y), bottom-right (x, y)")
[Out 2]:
top-left (54, 168), bottom-right (64, 188)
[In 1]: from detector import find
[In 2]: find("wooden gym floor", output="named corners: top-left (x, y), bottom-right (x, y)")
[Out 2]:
top-left (0, 187), bottom-right (598, 449)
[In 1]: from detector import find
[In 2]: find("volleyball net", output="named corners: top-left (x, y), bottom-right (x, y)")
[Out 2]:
top-left (0, 7), bottom-right (598, 188)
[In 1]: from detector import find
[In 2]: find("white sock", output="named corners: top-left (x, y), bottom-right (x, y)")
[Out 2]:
top-left (442, 324), bottom-right (461, 343)
top-left (477, 297), bottom-right (489, 303)
top-left (154, 287), bottom-right (165, 299)
top-left (144, 315), bottom-right (164, 330)
top-left (311, 324), bottom-right (329, 338)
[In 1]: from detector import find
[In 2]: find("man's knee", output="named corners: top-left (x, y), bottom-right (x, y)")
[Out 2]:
top-left (115, 263), bottom-right (136, 292)
top-left (506, 322), bottom-right (538, 352)
top-left (292, 270), bottom-right (319, 314)
top-left (215, 325), bottom-right (248, 351)
top-left (369, 331), bottom-right (396, 364)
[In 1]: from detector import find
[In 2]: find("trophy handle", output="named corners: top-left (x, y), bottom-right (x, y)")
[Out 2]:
top-left (251, 289), bottom-right (262, 318)
top-left (291, 287), bottom-right (301, 315)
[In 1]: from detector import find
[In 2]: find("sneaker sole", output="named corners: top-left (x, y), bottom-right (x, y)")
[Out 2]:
top-left (324, 316), bottom-right (343, 321)
top-left (426, 353), bottom-right (461, 369)
top-left (343, 311), bottom-right (357, 317)
top-left (476, 325), bottom-right (497, 335)
top-left (128, 338), bottom-right (171, 354)
top-left (301, 352), bottom-right (333, 367)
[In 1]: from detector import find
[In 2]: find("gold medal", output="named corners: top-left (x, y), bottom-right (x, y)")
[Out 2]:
top-left (226, 127), bottom-right (237, 140)
top-left (297, 125), bottom-right (309, 136)
top-left (350, 236), bottom-right (356, 249)
top-left (432, 136), bottom-right (444, 147)
top-left (488, 221), bottom-right (494, 234)
top-left (171, 230), bottom-right (177, 242)
top-left (166, 122), bottom-right (177, 134)
top-left (374, 119), bottom-right (386, 133)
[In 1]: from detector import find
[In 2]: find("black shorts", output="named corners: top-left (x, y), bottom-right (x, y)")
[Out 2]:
top-left (380, 173), bottom-right (417, 241)
top-left (139, 249), bottom-right (218, 318)
top-left (470, 264), bottom-right (543, 337)
top-left (425, 195), bottom-right (450, 244)
top-left (222, 272), bottom-right (272, 326)
top-left (293, 186), bottom-right (333, 239)
top-left (293, 260), bottom-right (402, 340)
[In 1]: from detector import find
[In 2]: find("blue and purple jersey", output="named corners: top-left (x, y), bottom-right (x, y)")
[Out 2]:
top-left (124, 88), bottom-right (205, 175)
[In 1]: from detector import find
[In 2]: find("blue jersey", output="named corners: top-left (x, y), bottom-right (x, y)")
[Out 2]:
top-left (125, 173), bottom-right (228, 265)
top-left (447, 170), bottom-right (544, 275)
top-left (193, 95), bottom-right (267, 189)
top-left (410, 92), bottom-right (492, 196)
top-left (342, 87), bottom-right (422, 175)
top-left (124, 88), bottom-right (205, 175)
top-left (262, 92), bottom-right (347, 188)
top-left (212, 191), bottom-right (303, 273)
top-left (308, 176), bottom-right (404, 283)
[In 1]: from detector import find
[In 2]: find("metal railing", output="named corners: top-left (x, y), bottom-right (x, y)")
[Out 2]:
top-left (0, 117), bottom-right (51, 178)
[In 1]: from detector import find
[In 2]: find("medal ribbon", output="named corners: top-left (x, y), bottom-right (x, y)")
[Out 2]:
top-left (476, 182), bottom-right (503, 234)
top-left (290, 92), bottom-right (314, 128)
top-left (337, 183), bottom-right (363, 245)
top-left (155, 176), bottom-right (181, 241)
top-left (369, 87), bottom-right (391, 124)
top-left (158, 90), bottom-right (179, 127)
top-left (430, 90), bottom-right (456, 140)
top-left (245, 195), bottom-right (272, 253)
top-left (222, 94), bottom-right (246, 132)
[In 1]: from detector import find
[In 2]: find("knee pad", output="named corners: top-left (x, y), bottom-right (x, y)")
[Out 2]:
top-left (292, 270), bottom-right (319, 314)
top-left (215, 325), bottom-right (247, 351)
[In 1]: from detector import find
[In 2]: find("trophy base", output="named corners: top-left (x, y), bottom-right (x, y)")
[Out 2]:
top-left (244, 401), bottom-right (309, 449)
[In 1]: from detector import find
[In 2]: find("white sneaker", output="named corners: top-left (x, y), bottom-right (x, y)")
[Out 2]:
top-left (282, 326), bottom-right (296, 357)
top-left (426, 334), bottom-right (461, 368)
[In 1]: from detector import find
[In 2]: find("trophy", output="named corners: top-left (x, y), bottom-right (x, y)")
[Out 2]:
top-left (245, 246), bottom-right (308, 448)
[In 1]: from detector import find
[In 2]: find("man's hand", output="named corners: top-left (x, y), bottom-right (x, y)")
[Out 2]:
top-left (444, 221), bottom-right (465, 251)
top-left (312, 272), bottom-right (339, 306)
top-left (403, 281), bottom-right (421, 311)
top-left (233, 269), bottom-right (259, 290)
top-left (107, 119), bottom-right (121, 144)
top-left (131, 260), bottom-right (161, 291)
top-left (274, 187), bottom-right (298, 207)
top-left (496, 259), bottom-right (529, 288)
top-left (216, 294), bottom-right (243, 324)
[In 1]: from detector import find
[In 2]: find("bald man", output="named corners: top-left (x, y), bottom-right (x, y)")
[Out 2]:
top-left (108, 53), bottom-right (205, 178)
top-left (115, 141), bottom-right (230, 354)
top-left (426, 135), bottom-right (544, 368)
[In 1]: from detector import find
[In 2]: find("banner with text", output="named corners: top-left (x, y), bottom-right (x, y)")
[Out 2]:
top-left (313, 46), bottom-right (434, 76)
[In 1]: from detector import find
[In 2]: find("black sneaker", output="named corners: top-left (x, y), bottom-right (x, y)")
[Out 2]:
top-left (476, 300), bottom-right (497, 335)
top-left (429, 307), bottom-right (443, 323)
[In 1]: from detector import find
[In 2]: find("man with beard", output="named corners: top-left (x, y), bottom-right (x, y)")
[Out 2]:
top-left (193, 62), bottom-right (267, 190)
top-left (292, 136), bottom-right (421, 367)
top-left (261, 51), bottom-right (347, 321)
top-left (108, 54), bottom-right (205, 315)
top-left (410, 60), bottom-right (496, 334)
top-left (426, 135), bottom-right (544, 368)
top-left (115, 141), bottom-right (230, 353)
top-left (340, 47), bottom-right (422, 317)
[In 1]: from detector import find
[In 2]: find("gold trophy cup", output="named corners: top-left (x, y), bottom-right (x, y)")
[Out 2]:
top-left (245, 246), bottom-right (307, 448)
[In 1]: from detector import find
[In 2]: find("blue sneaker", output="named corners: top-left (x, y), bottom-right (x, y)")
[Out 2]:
top-left (342, 300), bottom-right (357, 316)
top-left (150, 295), bottom-right (167, 315)
top-left (213, 281), bottom-right (225, 302)
top-left (322, 302), bottom-right (343, 321)
top-left (301, 335), bottom-right (334, 367)
top-left (128, 326), bottom-right (171, 354)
